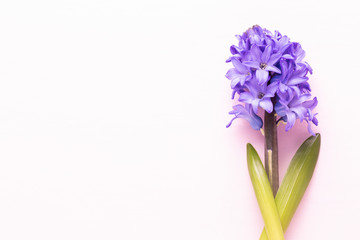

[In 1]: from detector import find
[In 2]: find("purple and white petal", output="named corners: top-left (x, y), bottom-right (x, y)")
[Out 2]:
top-left (238, 92), bottom-right (254, 103)
top-left (261, 45), bottom-right (272, 63)
top-left (281, 54), bottom-right (294, 60)
top-left (265, 65), bottom-right (281, 74)
top-left (285, 112), bottom-right (296, 131)
top-left (274, 102), bottom-right (287, 117)
top-left (260, 99), bottom-right (273, 113)
top-left (256, 69), bottom-right (269, 85)
top-left (268, 52), bottom-right (282, 65)
top-left (226, 104), bottom-right (263, 130)
top-left (251, 98), bottom-right (261, 114)
top-left (243, 61), bottom-right (260, 69)
top-left (291, 106), bottom-right (307, 120)
top-left (266, 82), bottom-right (279, 96)
top-left (297, 93), bottom-right (312, 104)
top-left (232, 58), bottom-right (249, 73)
top-left (287, 76), bottom-right (308, 85)
top-left (278, 83), bottom-right (288, 93)
top-left (247, 107), bottom-right (263, 130)
top-left (250, 44), bottom-right (262, 61)
top-left (302, 97), bottom-right (318, 110)
top-left (225, 68), bottom-right (240, 80)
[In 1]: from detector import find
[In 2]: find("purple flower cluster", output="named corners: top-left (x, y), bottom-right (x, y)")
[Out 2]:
top-left (226, 25), bottom-right (318, 135)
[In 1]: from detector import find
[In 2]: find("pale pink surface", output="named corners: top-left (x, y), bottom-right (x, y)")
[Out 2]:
top-left (0, 0), bottom-right (359, 240)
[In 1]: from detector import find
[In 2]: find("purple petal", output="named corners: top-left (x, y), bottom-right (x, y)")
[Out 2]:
top-left (278, 60), bottom-right (288, 77)
top-left (304, 62), bottom-right (313, 74)
top-left (226, 104), bottom-right (263, 130)
top-left (285, 112), bottom-right (296, 131)
top-left (275, 102), bottom-right (287, 117)
top-left (256, 69), bottom-right (269, 85)
top-left (279, 42), bottom-right (292, 53)
top-left (225, 68), bottom-right (240, 80)
top-left (265, 65), bottom-right (281, 74)
top-left (230, 77), bottom-right (241, 88)
top-left (266, 82), bottom-right (279, 96)
top-left (305, 117), bottom-right (317, 136)
top-left (312, 114), bottom-right (318, 125)
top-left (230, 45), bottom-right (240, 55)
top-left (232, 76), bottom-right (248, 88)
top-left (291, 106), bottom-right (307, 120)
top-left (243, 61), bottom-right (260, 69)
top-left (261, 45), bottom-right (272, 63)
top-left (229, 104), bottom-right (246, 115)
top-left (250, 44), bottom-right (262, 60)
top-left (247, 108), bottom-right (263, 130)
top-left (241, 73), bottom-right (252, 85)
top-left (279, 83), bottom-right (288, 93)
top-left (251, 99), bottom-right (261, 114)
top-left (226, 69), bottom-right (242, 88)
top-left (287, 77), bottom-right (308, 85)
top-left (307, 121), bottom-right (316, 136)
top-left (297, 93), bottom-right (312, 103)
top-left (260, 99), bottom-right (273, 113)
top-left (238, 92), bottom-right (253, 103)
top-left (303, 97), bottom-right (318, 110)
top-left (268, 52), bottom-right (282, 65)
top-left (232, 58), bottom-right (249, 73)
top-left (278, 83), bottom-right (288, 93)
top-left (245, 82), bottom-right (261, 99)
top-left (290, 86), bottom-right (301, 96)
top-left (294, 48), bottom-right (305, 63)
top-left (281, 54), bottom-right (294, 60)
top-left (299, 82), bottom-right (311, 92)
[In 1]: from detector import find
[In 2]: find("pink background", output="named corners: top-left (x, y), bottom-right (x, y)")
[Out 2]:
top-left (0, 0), bottom-right (359, 239)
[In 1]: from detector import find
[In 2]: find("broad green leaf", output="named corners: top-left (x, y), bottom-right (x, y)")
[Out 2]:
top-left (259, 133), bottom-right (321, 240)
top-left (247, 144), bottom-right (285, 240)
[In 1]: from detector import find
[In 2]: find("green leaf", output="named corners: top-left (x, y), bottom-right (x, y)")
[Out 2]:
top-left (259, 133), bottom-right (321, 240)
top-left (247, 143), bottom-right (285, 240)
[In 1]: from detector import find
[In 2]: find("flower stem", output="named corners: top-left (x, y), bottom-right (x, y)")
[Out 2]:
top-left (264, 98), bottom-right (279, 196)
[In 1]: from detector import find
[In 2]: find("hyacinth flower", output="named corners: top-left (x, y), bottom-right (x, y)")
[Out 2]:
top-left (243, 45), bottom-right (282, 85)
top-left (238, 80), bottom-right (278, 114)
top-left (272, 60), bottom-right (310, 100)
top-left (225, 25), bottom-right (321, 239)
top-left (226, 58), bottom-right (252, 88)
top-left (226, 104), bottom-right (263, 130)
top-left (275, 93), bottom-right (318, 134)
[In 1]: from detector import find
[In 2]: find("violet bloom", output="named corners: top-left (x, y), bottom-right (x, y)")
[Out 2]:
top-left (238, 81), bottom-right (277, 114)
top-left (271, 31), bottom-right (291, 54)
top-left (275, 93), bottom-right (318, 135)
top-left (225, 25), bottom-right (318, 134)
top-left (272, 60), bottom-right (309, 100)
top-left (302, 97), bottom-right (319, 135)
top-left (243, 45), bottom-right (282, 85)
top-left (226, 58), bottom-right (252, 88)
top-left (226, 104), bottom-right (263, 130)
